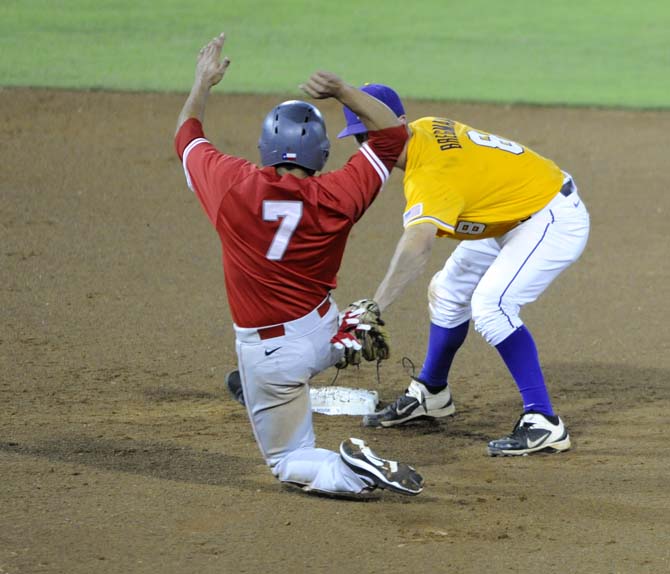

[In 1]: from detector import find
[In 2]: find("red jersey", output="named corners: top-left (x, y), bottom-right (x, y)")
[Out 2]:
top-left (175, 119), bottom-right (407, 327)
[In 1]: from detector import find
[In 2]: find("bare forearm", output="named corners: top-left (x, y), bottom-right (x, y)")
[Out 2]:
top-left (374, 225), bottom-right (437, 312)
top-left (336, 84), bottom-right (400, 133)
top-left (176, 33), bottom-right (230, 136)
top-left (176, 79), bottom-right (211, 134)
top-left (300, 72), bottom-right (400, 132)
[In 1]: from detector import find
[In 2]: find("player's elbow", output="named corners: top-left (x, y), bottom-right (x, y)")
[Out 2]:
top-left (402, 223), bottom-right (436, 259)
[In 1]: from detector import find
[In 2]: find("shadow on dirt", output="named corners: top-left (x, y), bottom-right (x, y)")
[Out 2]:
top-left (2, 362), bottom-right (666, 495)
top-left (0, 436), bottom-right (259, 489)
top-left (363, 360), bottom-right (670, 444)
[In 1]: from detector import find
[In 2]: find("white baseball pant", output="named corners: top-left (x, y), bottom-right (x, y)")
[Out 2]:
top-left (428, 177), bottom-right (590, 346)
top-left (234, 297), bottom-right (369, 496)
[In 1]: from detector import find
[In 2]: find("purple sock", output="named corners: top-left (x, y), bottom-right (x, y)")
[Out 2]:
top-left (495, 325), bottom-right (554, 416)
top-left (418, 320), bottom-right (469, 390)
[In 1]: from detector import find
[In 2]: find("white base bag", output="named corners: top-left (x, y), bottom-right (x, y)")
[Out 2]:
top-left (309, 386), bottom-right (379, 416)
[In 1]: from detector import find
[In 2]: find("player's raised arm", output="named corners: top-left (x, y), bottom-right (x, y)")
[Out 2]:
top-left (176, 32), bottom-right (232, 134)
top-left (300, 71), bottom-right (401, 133)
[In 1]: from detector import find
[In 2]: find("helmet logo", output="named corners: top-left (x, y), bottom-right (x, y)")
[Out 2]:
top-left (258, 100), bottom-right (330, 172)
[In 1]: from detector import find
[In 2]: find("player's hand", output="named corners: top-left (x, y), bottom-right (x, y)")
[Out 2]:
top-left (300, 71), bottom-right (348, 100)
top-left (330, 308), bottom-right (367, 351)
top-left (331, 329), bottom-right (363, 352)
top-left (195, 32), bottom-right (231, 88)
top-left (330, 308), bottom-right (372, 368)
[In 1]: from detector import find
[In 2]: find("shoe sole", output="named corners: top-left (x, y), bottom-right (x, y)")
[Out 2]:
top-left (340, 439), bottom-right (423, 496)
top-left (487, 435), bottom-right (571, 457)
top-left (362, 402), bottom-right (455, 428)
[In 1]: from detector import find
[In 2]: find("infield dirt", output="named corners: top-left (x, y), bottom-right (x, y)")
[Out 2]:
top-left (2, 88), bottom-right (669, 574)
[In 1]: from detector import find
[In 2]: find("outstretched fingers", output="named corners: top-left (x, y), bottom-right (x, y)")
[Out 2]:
top-left (300, 70), bottom-right (344, 99)
top-left (199, 33), bottom-right (223, 59)
top-left (196, 32), bottom-right (231, 87)
top-left (299, 78), bottom-right (326, 99)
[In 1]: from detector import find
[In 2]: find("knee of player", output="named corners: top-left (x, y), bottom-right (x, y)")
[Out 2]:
top-left (471, 289), bottom-right (498, 322)
top-left (471, 293), bottom-right (519, 346)
top-left (429, 298), bottom-right (470, 328)
top-left (428, 273), bottom-right (471, 326)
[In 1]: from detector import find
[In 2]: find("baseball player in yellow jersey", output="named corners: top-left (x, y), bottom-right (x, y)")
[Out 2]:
top-left (403, 117), bottom-right (564, 240)
top-left (337, 84), bottom-right (590, 456)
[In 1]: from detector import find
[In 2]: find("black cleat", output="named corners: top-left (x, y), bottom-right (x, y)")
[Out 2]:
top-left (487, 412), bottom-right (571, 456)
top-left (362, 378), bottom-right (455, 428)
top-left (339, 438), bottom-right (424, 495)
top-left (224, 370), bottom-right (245, 406)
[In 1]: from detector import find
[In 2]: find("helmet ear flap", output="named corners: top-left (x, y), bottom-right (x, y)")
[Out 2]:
top-left (258, 100), bottom-right (331, 173)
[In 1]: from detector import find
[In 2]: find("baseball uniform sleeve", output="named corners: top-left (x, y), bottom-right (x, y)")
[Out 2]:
top-left (402, 175), bottom-right (464, 237)
top-left (318, 124), bottom-right (407, 222)
top-left (175, 118), bottom-right (256, 226)
top-left (399, 120), bottom-right (464, 237)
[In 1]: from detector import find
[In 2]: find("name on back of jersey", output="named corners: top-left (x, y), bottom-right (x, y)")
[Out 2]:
top-left (432, 119), bottom-right (462, 151)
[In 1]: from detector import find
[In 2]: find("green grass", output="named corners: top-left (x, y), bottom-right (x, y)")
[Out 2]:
top-left (1, 0), bottom-right (669, 107)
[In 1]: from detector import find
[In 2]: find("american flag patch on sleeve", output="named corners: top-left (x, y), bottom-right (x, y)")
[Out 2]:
top-left (403, 203), bottom-right (423, 225)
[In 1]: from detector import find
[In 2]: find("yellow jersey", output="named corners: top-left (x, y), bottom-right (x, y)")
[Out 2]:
top-left (402, 117), bottom-right (565, 240)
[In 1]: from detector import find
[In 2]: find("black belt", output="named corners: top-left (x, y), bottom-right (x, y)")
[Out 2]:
top-left (520, 179), bottom-right (575, 224)
top-left (560, 179), bottom-right (575, 197)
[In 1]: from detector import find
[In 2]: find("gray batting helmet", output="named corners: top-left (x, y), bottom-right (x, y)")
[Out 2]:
top-left (258, 100), bottom-right (330, 173)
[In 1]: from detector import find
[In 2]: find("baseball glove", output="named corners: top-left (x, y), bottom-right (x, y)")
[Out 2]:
top-left (332, 299), bottom-right (390, 369)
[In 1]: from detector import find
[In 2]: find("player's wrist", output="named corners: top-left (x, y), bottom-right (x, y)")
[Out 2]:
top-left (335, 83), bottom-right (358, 104)
top-left (192, 77), bottom-right (212, 93)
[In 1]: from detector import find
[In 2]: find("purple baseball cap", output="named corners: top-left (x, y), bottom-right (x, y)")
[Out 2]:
top-left (337, 83), bottom-right (405, 139)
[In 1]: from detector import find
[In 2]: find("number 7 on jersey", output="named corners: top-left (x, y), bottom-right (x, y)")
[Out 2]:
top-left (262, 200), bottom-right (303, 260)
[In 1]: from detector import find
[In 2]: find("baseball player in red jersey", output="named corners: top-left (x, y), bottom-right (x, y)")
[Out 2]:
top-left (174, 33), bottom-right (423, 497)
top-left (337, 84), bottom-right (590, 456)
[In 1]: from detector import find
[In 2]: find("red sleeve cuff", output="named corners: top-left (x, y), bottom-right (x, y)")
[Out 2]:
top-left (367, 124), bottom-right (408, 144)
top-left (175, 118), bottom-right (206, 159)
top-left (365, 124), bottom-right (408, 167)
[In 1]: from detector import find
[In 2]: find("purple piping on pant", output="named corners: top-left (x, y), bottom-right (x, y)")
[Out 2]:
top-left (497, 210), bottom-right (555, 329)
